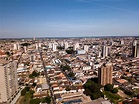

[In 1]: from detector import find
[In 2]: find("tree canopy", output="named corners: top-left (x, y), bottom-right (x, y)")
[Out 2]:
top-left (83, 79), bottom-right (104, 100)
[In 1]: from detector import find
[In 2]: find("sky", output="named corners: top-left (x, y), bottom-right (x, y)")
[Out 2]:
top-left (0, 0), bottom-right (139, 38)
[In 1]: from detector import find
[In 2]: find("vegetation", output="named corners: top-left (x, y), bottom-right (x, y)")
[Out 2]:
top-left (20, 87), bottom-right (51, 104)
top-left (57, 46), bottom-right (64, 50)
top-left (120, 87), bottom-right (135, 97)
top-left (68, 72), bottom-right (75, 78)
top-left (103, 91), bottom-right (121, 103)
top-left (21, 43), bottom-right (31, 47)
top-left (41, 96), bottom-right (51, 103)
top-left (60, 65), bottom-right (71, 71)
top-left (5, 51), bottom-right (11, 56)
top-left (83, 79), bottom-right (104, 100)
top-left (30, 98), bottom-right (41, 104)
top-left (29, 71), bottom-right (40, 78)
top-left (104, 84), bottom-right (118, 94)
top-left (61, 64), bottom-right (75, 79)
top-left (65, 86), bottom-right (71, 91)
top-left (66, 49), bottom-right (75, 54)
top-left (21, 87), bottom-right (30, 96)
top-left (32, 83), bottom-right (37, 87)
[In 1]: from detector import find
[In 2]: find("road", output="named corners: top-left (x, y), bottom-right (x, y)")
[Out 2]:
top-left (38, 48), bottom-right (56, 104)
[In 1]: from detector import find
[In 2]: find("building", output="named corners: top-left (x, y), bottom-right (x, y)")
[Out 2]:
top-left (30, 54), bottom-right (35, 62)
top-left (74, 43), bottom-right (80, 50)
top-left (132, 40), bottom-right (139, 58)
top-left (52, 43), bottom-right (57, 52)
top-left (64, 42), bottom-right (69, 49)
top-left (84, 45), bottom-right (89, 52)
top-left (0, 59), bottom-right (18, 104)
top-left (101, 45), bottom-right (111, 58)
top-left (13, 43), bottom-right (20, 50)
top-left (36, 43), bottom-right (38, 50)
top-left (77, 50), bottom-right (86, 54)
top-left (98, 63), bottom-right (113, 85)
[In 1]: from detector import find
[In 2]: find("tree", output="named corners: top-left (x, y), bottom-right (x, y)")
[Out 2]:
top-left (112, 88), bottom-right (118, 93)
top-left (32, 83), bottom-right (36, 87)
top-left (25, 86), bottom-right (30, 91)
top-left (21, 43), bottom-right (31, 47)
top-left (30, 98), bottom-right (41, 104)
top-left (57, 46), bottom-right (64, 50)
top-left (45, 96), bottom-right (51, 104)
top-left (66, 49), bottom-right (75, 54)
top-left (104, 84), bottom-right (114, 92)
top-left (29, 71), bottom-right (39, 78)
top-left (83, 79), bottom-right (104, 100)
top-left (61, 65), bottom-right (71, 71)
top-left (5, 51), bottom-right (11, 56)
top-left (65, 86), bottom-right (71, 91)
top-left (21, 89), bottom-right (26, 96)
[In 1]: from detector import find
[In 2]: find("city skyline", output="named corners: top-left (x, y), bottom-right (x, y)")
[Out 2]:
top-left (0, 0), bottom-right (139, 38)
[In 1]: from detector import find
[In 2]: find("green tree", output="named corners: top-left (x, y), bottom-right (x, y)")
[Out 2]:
top-left (57, 46), bottom-right (64, 50)
top-left (83, 79), bottom-right (104, 100)
top-left (21, 88), bottom-right (26, 96)
top-left (112, 88), bottom-right (118, 93)
top-left (30, 98), bottom-right (41, 104)
top-left (65, 86), bottom-right (71, 91)
top-left (29, 71), bottom-right (39, 78)
top-left (32, 83), bottom-right (37, 87)
top-left (66, 49), bottom-right (75, 54)
top-left (21, 43), bottom-right (31, 47)
top-left (61, 65), bottom-right (71, 71)
top-left (25, 86), bottom-right (30, 91)
top-left (5, 51), bottom-right (11, 56)
top-left (41, 97), bottom-right (51, 103)
top-left (104, 84), bottom-right (114, 92)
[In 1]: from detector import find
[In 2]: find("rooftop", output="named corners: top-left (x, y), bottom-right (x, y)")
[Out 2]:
top-left (0, 59), bottom-right (8, 65)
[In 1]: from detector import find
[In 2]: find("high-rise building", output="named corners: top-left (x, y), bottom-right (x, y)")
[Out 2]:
top-left (13, 43), bottom-right (20, 50)
top-left (36, 43), bottom-right (38, 50)
top-left (84, 45), bottom-right (89, 52)
top-left (98, 63), bottom-right (113, 85)
top-left (74, 43), bottom-right (79, 50)
top-left (48, 43), bottom-right (52, 49)
top-left (0, 59), bottom-right (18, 104)
top-left (132, 40), bottom-right (139, 58)
top-left (24, 46), bottom-right (27, 53)
top-left (64, 42), bottom-right (69, 49)
top-left (121, 39), bottom-right (124, 45)
top-left (52, 43), bottom-right (57, 52)
top-left (101, 46), bottom-right (111, 58)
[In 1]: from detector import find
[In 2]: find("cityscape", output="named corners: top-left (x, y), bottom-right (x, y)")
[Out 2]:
top-left (1, 0), bottom-right (139, 104)
top-left (0, 37), bottom-right (139, 104)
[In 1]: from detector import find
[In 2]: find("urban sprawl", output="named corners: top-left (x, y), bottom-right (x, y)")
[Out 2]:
top-left (0, 37), bottom-right (139, 104)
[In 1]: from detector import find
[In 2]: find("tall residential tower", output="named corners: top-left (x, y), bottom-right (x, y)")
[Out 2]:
top-left (0, 59), bottom-right (18, 104)
top-left (98, 63), bottom-right (113, 85)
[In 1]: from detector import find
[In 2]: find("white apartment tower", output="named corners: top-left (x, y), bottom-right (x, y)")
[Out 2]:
top-left (0, 59), bottom-right (18, 104)
top-left (64, 42), bottom-right (69, 49)
top-left (13, 43), bottom-right (20, 50)
top-left (133, 40), bottom-right (139, 58)
top-left (52, 43), bottom-right (57, 51)
top-left (74, 43), bottom-right (80, 50)
top-left (84, 45), bottom-right (89, 52)
top-left (36, 43), bottom-right (38, 50)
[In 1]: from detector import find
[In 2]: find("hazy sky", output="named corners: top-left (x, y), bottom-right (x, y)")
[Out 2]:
top-left (0, 0), bottom-right (139, 38)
